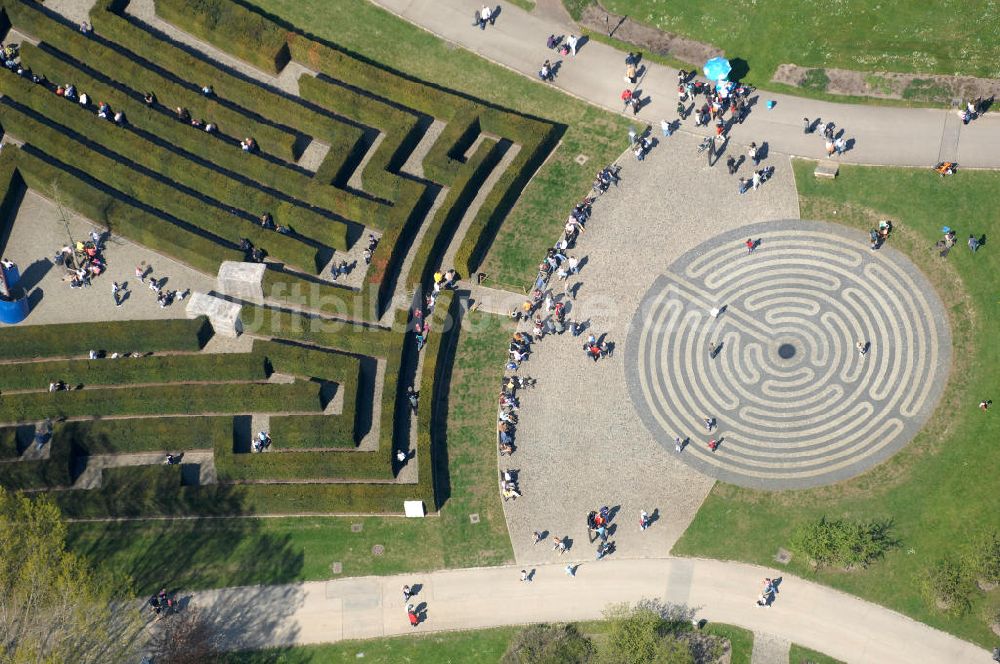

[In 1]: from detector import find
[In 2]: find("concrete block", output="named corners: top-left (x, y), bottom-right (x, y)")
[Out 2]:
top-left (814, 162), bottom-right (839, 179)
top-left (185, 292), bottom-right (243, 337)
top-left (217, 261), bottom-right (267, 302)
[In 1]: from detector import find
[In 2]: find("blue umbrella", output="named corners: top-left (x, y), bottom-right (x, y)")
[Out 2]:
top-left (703, 57), bottom-right (731, 81)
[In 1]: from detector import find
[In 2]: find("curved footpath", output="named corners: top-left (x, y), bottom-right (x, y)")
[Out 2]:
top-left (193, 557), bottom-right (988, 662)
top-left (370, 0), bottom-right (1000, 169)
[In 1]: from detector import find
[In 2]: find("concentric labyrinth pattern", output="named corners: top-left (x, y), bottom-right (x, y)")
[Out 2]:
top-left (625, 220), bottom-right (951, 489)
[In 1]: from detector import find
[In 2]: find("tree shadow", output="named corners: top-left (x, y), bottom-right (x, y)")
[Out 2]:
top-left (728, 58), bottom-right (750, 82)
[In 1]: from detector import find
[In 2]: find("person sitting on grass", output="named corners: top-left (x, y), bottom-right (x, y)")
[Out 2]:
top-left (240, 137), bottom-right (257, 153)
top-left (144, 91), bottom-right (157, 106)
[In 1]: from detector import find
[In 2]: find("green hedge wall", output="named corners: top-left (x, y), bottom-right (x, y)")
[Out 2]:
top-left (12, 45), bottom-right (348, 251)
top-left (267, 414), bottom-right (355, 449)
top-left (18, 44), bottom-right (350, 250)
top-left (91, 0), bottom-right (390, 228)
top-left (56, 417), bottom-right (234, 454)
top-left (0, 95), bottom-right (322, 274)
top-left (0, 380), bottom-right (321, 423)
top-left (13, 147), bottom-right (244, 274)
top-left (153, 0), bottom-right (291, 74)
top-left (5, 0), bottom-right (300, 160)
top-left (0, 317), bottom-right (211, 360)
top-left (0, 438), bottom-right (72, 490)
top-left (0, 349), bottom-right (266, 392)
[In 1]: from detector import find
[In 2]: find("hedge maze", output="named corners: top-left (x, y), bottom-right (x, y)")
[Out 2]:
top-left (0, 0), bottom-right (557, 517)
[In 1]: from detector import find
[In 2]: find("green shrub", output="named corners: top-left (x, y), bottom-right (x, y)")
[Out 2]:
top-left (800, 68), bottom-right (830, 92)
top-left (923, 556), bottom-right (976, 616)
top-left (0, 317), bottom-right (211, 360)
top-left (501, 624), bottom-right (595, 664)
top-left (789, 516), bottom-right (897, 569)
top-left (968, 530), bottom-right (1000, 586)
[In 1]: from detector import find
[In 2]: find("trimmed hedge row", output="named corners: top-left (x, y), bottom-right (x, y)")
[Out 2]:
top-left (267, 414), bottom-right (355, 449)
top-left (0, 351), bottom-right (267, 392)
top-left (257, 339), bottom-right (361, 447)
top-left (407, 138), bottom-right (501, 292)
top-left (421, 111), bottom-right (481, 183)
top-left (4, 0), bottom-right (300, 160)
top-left (21, 45), bottom-right (353, 250)
top-left (153, 0), bottom-right (290, 74)
top-left (213, 442), bottom-right (391, 481)
top-left (0, 317), bottom-right (211, 360)
top-left (411, 290), bottom-right (455, 509)
top-left (295, 74), bottom-right (422, 202)
top-left (0, 94), bottom-right (322, 273)
top-left (92, 0), bottom-right (390, 227)
top-left (0, 439), bottom-right (72, 490)
top-left (13, 147), bottom-right (244, 274)
top-left (15, 44), bottom-right (349, 252)
top-left (0, 380), bottom-right (321, 423)
top-left (56, 417), bottom-right (234, 454)
top-left (453, 116), bottom-right (561, 277)
top-left (53, 469), bottom-right (423, 517)
top-left (0, 427), bottom-right (19, 458)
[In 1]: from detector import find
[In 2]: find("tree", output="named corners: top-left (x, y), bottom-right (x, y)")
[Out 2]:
top-left (0, 488), bottom-right (145, 663)
top-left (968, 530), bottom-right (1000, 587)
top-left (923, 556), bottom-right (976, 617)
top-left (598, 602), bottom-right (694, 664)
top-left (501, 623), bottom-right (594, 664)
top-left (789, 516), bottom-right (897, 569)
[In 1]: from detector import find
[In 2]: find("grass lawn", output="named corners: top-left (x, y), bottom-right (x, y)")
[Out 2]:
top-left (251, 0), bottom-right (633, 290)
top-left (215, 620), bottom-right (753, 662)
top-left (594, 0), bottom-right (1000, 83)
top-left (789, 643), bottom-right (845, 664)
top-left (673, 160), bottom-right (1000, 647)
top-left (215, 627), bottom-right (520, 663)
top-left (67, 313), bottom-right (515, 592)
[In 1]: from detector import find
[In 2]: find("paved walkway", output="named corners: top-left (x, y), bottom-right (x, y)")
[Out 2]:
top-left (370, 0), bottom-right (1000, 168)
top-left (189, 557), bottom-right (987, 663)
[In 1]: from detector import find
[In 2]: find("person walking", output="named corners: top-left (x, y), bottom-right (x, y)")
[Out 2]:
top-left (533, 530), bottom-right (543, 544)
top-left (738, 177), bottom-right (750, 195)
top-left (402, 585), bottom-right (411, 602)
top-left (726, 156), bottom-right (736, 175)
top-left (745, 238), bottom-right (755, 254)
top-left (625, 62), bottom-right (637, 84)
top-left (660, 118), bottom-right (673, 138)
top-left (856, 341), bottom-right (868, 356)
top-left (135, 263), bottom-right (146, 283)
top-left (565, 564), bottom-right (577, 577)
top-left (112, 281), bottom-right (123, 307)
top-left (825, 139), bottom-right (835, 158)
top-left (674, 436), bottom-right (683, 452)
top-left (639, 510), bottom-right (650, 531)
top-left (803, 117), bottom-right (811, 133)
top-left (708, 439), bottom-right (719, 452)
top-left (748, 142), bottom-right (758, 165)
top-left (520, 569), bottom-right (530, 583)
top-left (479, 5), bottom-right (491, 29)
top-left (407, 604), bottom-right (420, 626)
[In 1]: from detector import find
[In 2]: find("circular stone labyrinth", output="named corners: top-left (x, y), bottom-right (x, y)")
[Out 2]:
top-left (625, 220), bottom-right (951, 489)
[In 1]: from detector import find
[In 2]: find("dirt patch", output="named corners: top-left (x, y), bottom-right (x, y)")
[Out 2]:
top-left (578, 4), bottom-right (720, 67)
top-left (773, 64), bottom-right (1000, 105)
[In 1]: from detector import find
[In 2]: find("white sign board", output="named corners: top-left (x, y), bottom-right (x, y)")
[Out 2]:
top-left (403, 500), bottom-right (426, 518)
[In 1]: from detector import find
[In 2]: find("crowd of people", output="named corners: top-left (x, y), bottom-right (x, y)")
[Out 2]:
top-left (54, 230), bottom-right (107, 289)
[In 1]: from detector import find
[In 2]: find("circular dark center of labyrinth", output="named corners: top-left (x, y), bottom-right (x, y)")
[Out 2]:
top-left (623, 220), bottom-right (952, 490)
